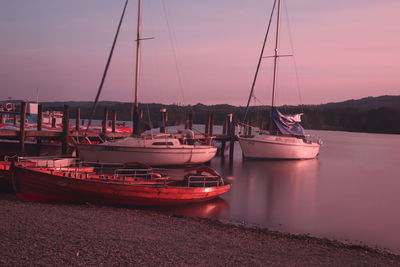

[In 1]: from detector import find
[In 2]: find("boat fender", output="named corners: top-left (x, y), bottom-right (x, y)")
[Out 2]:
top-left (150, 173), bottom-right (162, 178)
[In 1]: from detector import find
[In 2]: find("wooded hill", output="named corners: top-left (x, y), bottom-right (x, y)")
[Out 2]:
top-left (6, 95), bottom-right (400, 134)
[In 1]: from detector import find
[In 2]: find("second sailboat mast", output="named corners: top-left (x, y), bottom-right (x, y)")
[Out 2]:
top-left (271, 0), bottom-right (281, 108)
top-left (133, 0), bottom-right (142, 135)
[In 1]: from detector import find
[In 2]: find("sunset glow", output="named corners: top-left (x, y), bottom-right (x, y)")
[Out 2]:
top-left (1, 0), bottom-right (399, 105)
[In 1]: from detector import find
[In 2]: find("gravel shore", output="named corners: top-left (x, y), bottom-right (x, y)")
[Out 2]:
top-left (1, 193), bottom-right (399, 266)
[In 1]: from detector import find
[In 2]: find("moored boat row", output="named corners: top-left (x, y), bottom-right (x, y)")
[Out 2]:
top-left (0, 157), bottom-right (231, 207)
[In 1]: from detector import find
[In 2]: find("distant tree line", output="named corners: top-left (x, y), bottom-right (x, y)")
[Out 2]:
top-left (39, 96), bottom-right (400, 134)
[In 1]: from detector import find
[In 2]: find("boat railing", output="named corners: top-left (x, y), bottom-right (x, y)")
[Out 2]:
top-left (114, 168), bottom-right (158, 179)
top-left (151, 168), bottom-right (185, 180)
top-left (185, 175), bottom-right (224, 187)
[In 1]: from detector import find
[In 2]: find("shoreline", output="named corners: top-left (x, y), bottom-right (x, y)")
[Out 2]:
top-left (2, 194), bottom-right (400, 266)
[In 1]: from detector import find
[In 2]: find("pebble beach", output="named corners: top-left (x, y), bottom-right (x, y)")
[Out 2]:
top-left (1, 193), bottom-right (399, 266)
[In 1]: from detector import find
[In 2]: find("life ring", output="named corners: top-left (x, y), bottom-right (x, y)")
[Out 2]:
top-left (5, 103), bottom-right (13, 111)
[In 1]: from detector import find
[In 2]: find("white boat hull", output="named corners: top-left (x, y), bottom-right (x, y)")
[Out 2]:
top-left (76, 144), bottom-right (217, 166)
top-left (239, 135), bottom-right (320, 160)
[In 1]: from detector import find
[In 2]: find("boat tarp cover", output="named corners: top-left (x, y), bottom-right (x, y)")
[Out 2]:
top-left (272, 107), bottom-right (306, 136)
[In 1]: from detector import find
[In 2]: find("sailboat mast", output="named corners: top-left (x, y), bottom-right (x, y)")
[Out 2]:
top-left (271, 0), bottom-right (281, 108)
top-left (133, 0), bottom-right (142, 135)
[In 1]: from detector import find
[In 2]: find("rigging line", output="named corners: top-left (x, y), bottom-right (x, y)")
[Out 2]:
top-left (161, 0), bottom-right (186, 105)
top-left (85, 0), bottom-right (129, 135)
top-left (243, 0), bottom-right (277, 123)
top-left (283, 0), bottom-right (304, 112)
top-left (131, 45), bottom-right (144, 124)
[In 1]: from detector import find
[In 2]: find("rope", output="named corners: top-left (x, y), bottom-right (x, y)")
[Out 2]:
top-left (243, 0), bottom-right (277, 122)
top-left (283, 2), bottom-right (303, 108)
top-left (85, 0), bottom-right (129, 136)
top-left (161, 0), bottom-right (186, 105)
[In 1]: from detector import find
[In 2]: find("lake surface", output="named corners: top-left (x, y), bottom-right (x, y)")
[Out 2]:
top-left (162, 129), bottom-right (400, 254)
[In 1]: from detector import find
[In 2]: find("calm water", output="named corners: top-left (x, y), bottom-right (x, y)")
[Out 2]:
top-left (163, 129), bottom-right (400, 254)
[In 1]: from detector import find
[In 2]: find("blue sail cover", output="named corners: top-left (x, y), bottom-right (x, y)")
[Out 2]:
top-left (271, 107), bottom-right (306, 136)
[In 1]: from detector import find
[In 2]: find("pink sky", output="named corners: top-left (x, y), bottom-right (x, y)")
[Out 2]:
top-left (0, 0), bottom-right (399, 106)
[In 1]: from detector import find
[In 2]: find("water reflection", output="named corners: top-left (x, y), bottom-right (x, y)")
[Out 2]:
top-left (158, 130), bottom-right (400, 253)
top-left (225, 159), bottom-right (320, 231)
top-left (156, 198), bottom-right (229, 219)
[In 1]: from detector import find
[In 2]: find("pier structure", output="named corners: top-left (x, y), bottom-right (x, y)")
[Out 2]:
top-left (0, 102), bottom-right (237, 160)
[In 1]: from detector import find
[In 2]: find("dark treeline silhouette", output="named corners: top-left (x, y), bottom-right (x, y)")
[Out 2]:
top-left (37, 95), bottom-right (400, 134)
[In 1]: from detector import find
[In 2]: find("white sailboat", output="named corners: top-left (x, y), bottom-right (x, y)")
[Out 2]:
top-left (76, 0), bottom-right (217, 166)
top-left (238, 0), bottom-right (321, 160)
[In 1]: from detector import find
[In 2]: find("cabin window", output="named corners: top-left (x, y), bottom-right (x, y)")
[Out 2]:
top-left (152, 142), bottom-right (174, 146)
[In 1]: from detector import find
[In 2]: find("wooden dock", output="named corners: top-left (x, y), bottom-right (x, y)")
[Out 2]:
top-left (0, 102), bottom-right (237, 159)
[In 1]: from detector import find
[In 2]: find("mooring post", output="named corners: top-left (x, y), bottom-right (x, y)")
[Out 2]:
top-left (51, 117), bottom-right (56, 128)
top-left (62, 105), bottom-right (69, 155)
top-left (102, 107), bottom-right (108, 134)
top-left (205, 114), bottom-right (210, 136)
top-left (228, 114), bottom-right (235, 162)
top-left (209, 114), bottom-right (214, 137)
top-left (36, 104), bottom-right (43, 156)
top-left (220, 116), bottom-right (228, 156)
top-left (160, 108), bottom-right (167, 133)
top-left (223, 116), bottom-right (228, 134)
top-left (187, 112), bottom-right (193, 130)
top-left (19, 102), bottom-right (27, 155)
top-left (13, 114), bottom-right (17, 126)
top-left (112, 110), bottom-right (117, 133)
top-left (76, 107), bottom-right (80, 132)
top-left (0, 113), bottom-right (3, 124)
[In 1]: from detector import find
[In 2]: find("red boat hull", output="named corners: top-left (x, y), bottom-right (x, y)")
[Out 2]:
top-left (12, 166), bottom-right (231, 206)
top-left (0, 162), bottom-right (13, 192)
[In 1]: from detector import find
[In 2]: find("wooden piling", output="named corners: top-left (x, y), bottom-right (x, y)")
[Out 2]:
top-left (160, 108), bottom-right (168, 133)
top-left (51, 117), bottom-right (56, 128)
top-left (205, 114), bottom-right (210, 136)
top-left (205, 113), bottom-right (214, 136)
top-left (112, 110), bottom-right (117, 133)
top-left (222, 117), bottom-right (227, 135)
top-left (220, 116), bottom-right (228, 156)
top-left (19, 102), bottom-right (27, 155)
top-left (36, 104), bottom-right (43, 156)
top-left (228, 114), bottom-right (235, 162)
top-left (185, 112), bottom-right (193, 130)
top-left (209, 114), bottom-right (214, 136)
top-left (0, 113), bottom-right (3, 124)
top-left (102, 108), bottom-right (108, 134)
top-left (62, 105), bottom-right (69, 155)
top-left (76, 108), bottom-right (80, 131)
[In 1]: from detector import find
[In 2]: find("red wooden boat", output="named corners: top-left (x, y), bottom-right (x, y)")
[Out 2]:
top-left (0, 156), bottom-right (92, 192)
top-left (11, 163), bottom-right (231, 206)
top-left (0, 162), bottom-right (13, 192)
